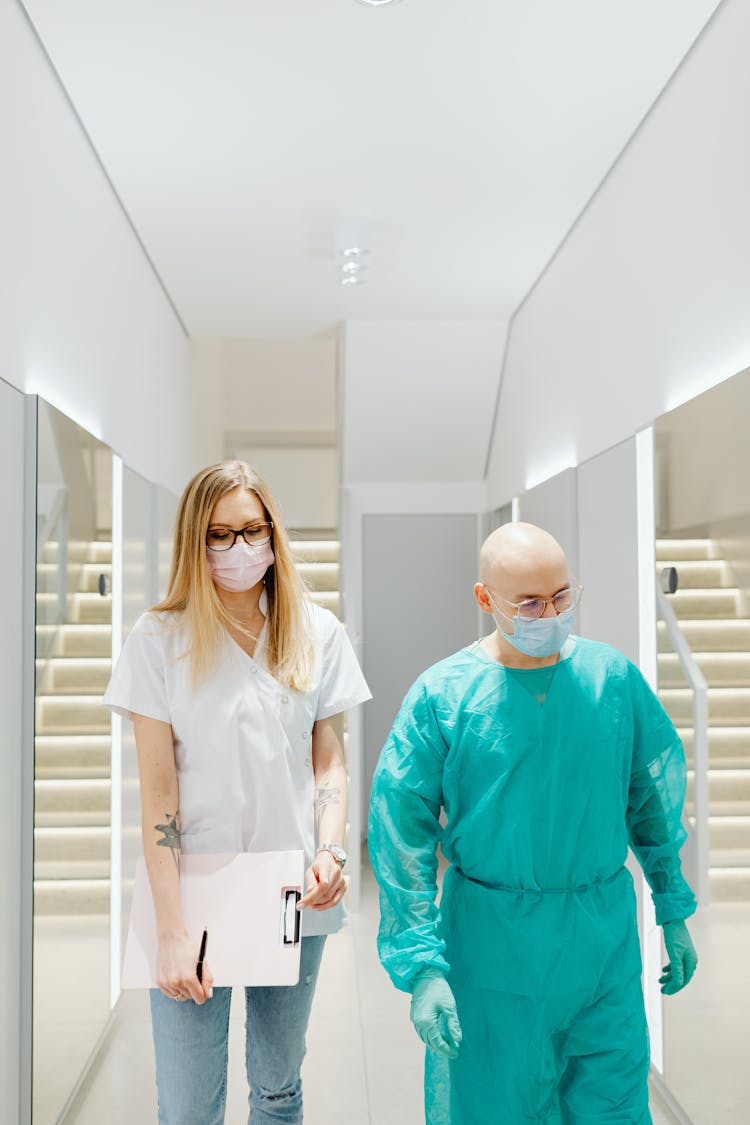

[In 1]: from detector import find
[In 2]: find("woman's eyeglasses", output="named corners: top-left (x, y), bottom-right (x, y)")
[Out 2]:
top-left (206, 522), bottom-right (273, 552)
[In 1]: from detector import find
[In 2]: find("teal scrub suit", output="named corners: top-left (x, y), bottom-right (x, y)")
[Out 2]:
top-left (368, 636), bottom-right (696, 1125)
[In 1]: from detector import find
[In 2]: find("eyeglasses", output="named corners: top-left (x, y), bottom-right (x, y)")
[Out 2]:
top-left (487, 583), bottom-right (583, 620)
top-left (206, 522), bottom-right (273, 552)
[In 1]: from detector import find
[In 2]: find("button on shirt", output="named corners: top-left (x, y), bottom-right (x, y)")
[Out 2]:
top-left (103, 601), bottom-right (371, 935)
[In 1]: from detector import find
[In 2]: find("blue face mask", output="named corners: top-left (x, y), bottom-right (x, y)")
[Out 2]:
top-left (487, 592), bottom-right (574, 658)
top-left (502, 610), bottom-right (574, 657)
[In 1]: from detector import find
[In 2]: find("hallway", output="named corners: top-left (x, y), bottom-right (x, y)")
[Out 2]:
top-left (41, 859), bottom-right (702, 1125)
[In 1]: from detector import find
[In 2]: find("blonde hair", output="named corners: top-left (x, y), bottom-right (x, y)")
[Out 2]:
top-left (153, 461), bottom-right (314, 692)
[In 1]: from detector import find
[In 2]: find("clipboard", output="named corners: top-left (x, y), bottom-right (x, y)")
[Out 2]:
top-left (122, 850), bottom-right (305, 989)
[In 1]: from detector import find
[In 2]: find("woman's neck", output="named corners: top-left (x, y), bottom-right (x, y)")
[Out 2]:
top-left (215, 580), bottom-right (265, 625)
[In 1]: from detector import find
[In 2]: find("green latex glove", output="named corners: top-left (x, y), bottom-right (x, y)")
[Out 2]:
top-left (410, 970), bottom-right (463, 1058)
top-left (660, 919), bottom-right (698, 995)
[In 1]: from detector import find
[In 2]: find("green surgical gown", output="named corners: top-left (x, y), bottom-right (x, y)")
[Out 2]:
top-left (368, 636), bottom-right (696, 1125)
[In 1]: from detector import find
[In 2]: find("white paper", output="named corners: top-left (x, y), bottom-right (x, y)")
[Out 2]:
top-left (122, 851), bottom-right (305, 989)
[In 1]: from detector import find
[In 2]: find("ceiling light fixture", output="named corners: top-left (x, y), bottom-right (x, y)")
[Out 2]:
top-left (337, 246), bottom-right (370, 288)
top-left (355, 0), bottom-right (402, 7)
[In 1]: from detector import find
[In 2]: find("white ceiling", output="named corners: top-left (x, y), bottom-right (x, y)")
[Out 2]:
top-left (23, 0), bottom-right (720, 339)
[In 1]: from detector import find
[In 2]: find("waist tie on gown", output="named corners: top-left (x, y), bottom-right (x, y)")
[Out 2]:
top-left (453, 864), bottom-right (624, 897)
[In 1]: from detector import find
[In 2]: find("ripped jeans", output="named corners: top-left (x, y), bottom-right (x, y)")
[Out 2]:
top-left (150, 936), bottom-right (326, 1124)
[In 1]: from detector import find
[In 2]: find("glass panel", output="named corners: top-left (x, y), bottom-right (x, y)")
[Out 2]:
top-left (33, 400), bottom-right (112, 1124)
top-left (656, 377), bottom-right (750, 1122)
top-left (120, 468), bottom-right (152, 978)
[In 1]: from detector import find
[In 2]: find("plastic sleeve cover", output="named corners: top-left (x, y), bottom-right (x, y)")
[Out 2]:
top-left (368, 679), bottom-right (450, 993)
top-left (625, 661), bottom-right (698, 925)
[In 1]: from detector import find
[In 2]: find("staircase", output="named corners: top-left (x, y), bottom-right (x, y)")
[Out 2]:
top-left (34, 539), bottom-right (113, 915)
top-left (33, 531), bottom-right (342, 915)
top-left (291, 530), bottom-right (342, 619)
top-left (656, 537), bottom-right (750, 902)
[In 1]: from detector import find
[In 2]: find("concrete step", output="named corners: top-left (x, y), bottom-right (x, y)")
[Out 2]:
top-left (709, 815), bottom-right (750, 849)
top-left (36, 657), bottom-right (112, 694)
top-left (660, 688), bottom-right (750, 726)
top-left (66, 592), bottom-right (112, 624)
top-left (668, 588), bottom-right (741, 618)
top-left (290, 540), bottom-right (339, 564)
top-left (35, 825), bottom-right (110, 862)
top-left (37, 592), bottom-right (112, 626)
top-left (677, 727), bottom-right (750, 768)
top-left (308, 591), bottom-right (340, 617)
top-left (88, 541), bottom-right (113, 564)
top-left (36, 623), bottom-right (112, 658)
top-left (687, 769), bottom-right (750, 803)
top-left (658, 619), bottom-right (750, 652)
top-left (658, 652), bottom-right (750, 687)
top-left (35, 563), bottom-right (65, 594)
top-left (34, 779), bottom-right (110, 826)
top-left (297, 562), bottom-right (339, 592)
top-left (36, 694), bottom-right (110, 736)
top-left (35, 734), bottom-right (110, 778)
top-left (34, 859), bottom-right (110, 881)
top-left (34, 878), bottom-right (110, 915)
top-left (710, 866), bottom-right (750, 901)
top-left (656, 539), bottom-right (715, 561)
top-left (656, 560), bottom-right (732, 589)
top-left (39, 539), bottom-right (92, 566)
top-left (709, 846), bottom-right (750, 868)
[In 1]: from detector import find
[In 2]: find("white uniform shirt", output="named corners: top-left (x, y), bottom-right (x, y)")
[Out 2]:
top-left (103, 601), bottom-right (371, 936)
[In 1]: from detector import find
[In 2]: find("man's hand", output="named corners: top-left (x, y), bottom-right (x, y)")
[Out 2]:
top-left (410, 970), bottom-right (462, 1058)
top-left (297, 850), bottom-right (347, 912)
top-left (660, 919), bottom-right (698, 994)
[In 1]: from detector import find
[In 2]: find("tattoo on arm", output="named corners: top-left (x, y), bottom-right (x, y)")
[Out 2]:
top-left (314, 786), bottom-right (341, 840)
top-left (155, 810), bottom-right (181, 872)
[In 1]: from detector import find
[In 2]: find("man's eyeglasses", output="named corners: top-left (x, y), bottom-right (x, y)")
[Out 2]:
top-left (206, 522), bottom-right (273, 552)
top-left (487, 583), bottom-right (583, 621)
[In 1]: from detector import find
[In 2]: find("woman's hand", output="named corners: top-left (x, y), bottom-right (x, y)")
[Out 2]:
top-left (297, 850), bottom-right (348, 912)
top-left (156, 931), bottom-right (214, 1004)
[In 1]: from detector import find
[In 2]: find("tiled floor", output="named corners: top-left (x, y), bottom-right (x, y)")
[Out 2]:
top-left (33, 862), bottom-right (747, 1124)
top-left (660, 901), bottom-right (750, 1124)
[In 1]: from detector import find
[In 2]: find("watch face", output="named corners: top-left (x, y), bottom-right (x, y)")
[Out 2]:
top-left (323, 845), bottom-right (347, 867)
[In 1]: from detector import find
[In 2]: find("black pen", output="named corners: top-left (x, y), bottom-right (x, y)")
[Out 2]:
top-left (196, 928), bottom-right (208, 984)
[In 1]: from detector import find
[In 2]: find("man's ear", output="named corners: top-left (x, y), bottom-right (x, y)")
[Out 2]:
top-left (473, 583), bottom-right (493, 614)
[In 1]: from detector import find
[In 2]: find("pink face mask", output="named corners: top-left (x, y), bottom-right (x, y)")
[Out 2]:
top-left (206, 539), bottom-right (274, 593)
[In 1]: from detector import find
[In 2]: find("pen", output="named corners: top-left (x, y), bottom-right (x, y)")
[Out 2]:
top-left (196, 928), bottom-right (208, 984)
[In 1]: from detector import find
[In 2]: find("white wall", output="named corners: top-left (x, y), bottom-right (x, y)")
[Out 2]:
top-left (656, 365), bottom-right (750, 532)
top-left (517, 468), bottom-right (579, 576)
top-left (0, 0), bottom-right (219, 494)
top-left (231, 446), bottom-right (339, 530)
top-left (343, 321), bottom-right (507, 484)
top-left (193, 337), bottom-right (340, 528)
top-left (221, 338), bottom-right (338, 434)
top-left (486, 0), bottom-right (750, 506)
top-left (577, 438), bottom-right (640, 662)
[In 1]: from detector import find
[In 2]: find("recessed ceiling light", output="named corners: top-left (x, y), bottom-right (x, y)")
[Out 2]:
top-left (340, 274), bottom-right (366, 287)
top-left (355, 0), bottom-right (402, 7)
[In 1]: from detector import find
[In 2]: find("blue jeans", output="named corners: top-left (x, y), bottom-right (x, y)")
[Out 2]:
top-left (150, 936), bottom-right (326, 1124)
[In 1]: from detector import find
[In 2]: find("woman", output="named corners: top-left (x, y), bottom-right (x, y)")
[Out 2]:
top-left (104, 461), bottom-right (371, 1124)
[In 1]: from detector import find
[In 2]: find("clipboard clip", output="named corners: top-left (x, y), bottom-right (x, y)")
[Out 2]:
top-left (281, 887), bottom-right (302, 946)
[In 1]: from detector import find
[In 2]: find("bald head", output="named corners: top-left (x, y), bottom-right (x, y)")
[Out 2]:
top-left (479, 522), bottom-right (569, 601)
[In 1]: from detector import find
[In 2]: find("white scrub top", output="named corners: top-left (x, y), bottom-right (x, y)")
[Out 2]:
top-left (103, 601), bottom-right (371, 936)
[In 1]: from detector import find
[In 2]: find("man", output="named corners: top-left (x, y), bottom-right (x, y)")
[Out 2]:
top-left (368, 522), bottom-right (697, 1124)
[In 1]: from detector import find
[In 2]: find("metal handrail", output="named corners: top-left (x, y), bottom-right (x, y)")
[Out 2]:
top-left (656, 582), bottom-right (711, 905)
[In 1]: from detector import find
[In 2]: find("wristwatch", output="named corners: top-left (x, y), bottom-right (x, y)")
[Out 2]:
top-left (317, 843), bottom-right (347, 869)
